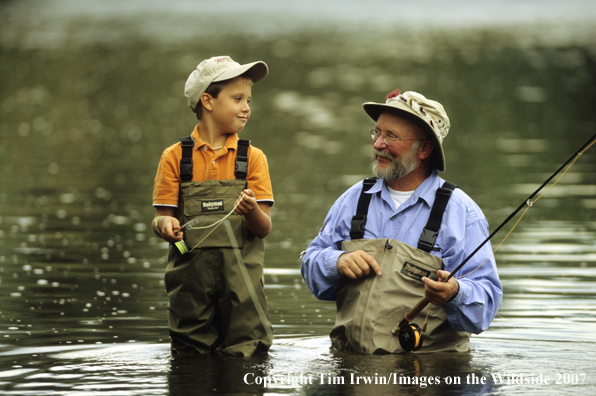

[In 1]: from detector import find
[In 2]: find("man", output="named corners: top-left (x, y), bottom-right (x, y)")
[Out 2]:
top-left (301, 89), bottom-right (502, 353)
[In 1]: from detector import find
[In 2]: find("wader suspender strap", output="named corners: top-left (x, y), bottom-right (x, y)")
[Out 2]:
top-left (179, 137), bottom-right (251, 181)
top-left (180, 136), bottom-right (194, 182)
top-left (349, 179), bottom-right (458, 250)
top-left (417, 182), bottom-right (458, 252)
top-left (349, 177), bottom-right (379, 240)
top-left (235, 139), bottom-right (250, 180)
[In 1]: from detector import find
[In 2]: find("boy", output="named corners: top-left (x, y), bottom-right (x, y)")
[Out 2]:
top-left (151, 56), bottom-right (274, 356)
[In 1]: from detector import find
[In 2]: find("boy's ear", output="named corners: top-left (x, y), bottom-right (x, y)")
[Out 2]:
top-left (200, 93), bottom-right (213, 112)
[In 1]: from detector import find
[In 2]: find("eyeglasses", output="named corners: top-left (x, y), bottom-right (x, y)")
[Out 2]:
top-left (369, 128), bottom-right (425, 146)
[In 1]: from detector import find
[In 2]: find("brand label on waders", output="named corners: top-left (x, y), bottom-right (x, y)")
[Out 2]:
top-left (201, 200), bottom-right (224, 212)
top-left (401, 261), bottom-right (431, 282)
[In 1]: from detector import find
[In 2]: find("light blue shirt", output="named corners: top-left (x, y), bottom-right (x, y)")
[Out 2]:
top-left (301, 170), bottom-right (503, 334)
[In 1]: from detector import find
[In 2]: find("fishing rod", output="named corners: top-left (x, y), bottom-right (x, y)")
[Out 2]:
top-left (394, 132), bottom-right (596, 352)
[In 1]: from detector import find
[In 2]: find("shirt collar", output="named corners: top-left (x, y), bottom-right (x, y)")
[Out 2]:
top-left (367, 170), bottom-right (443, 209)
top-left (190, 125), bottom-right (239, 151)
top-left (410, 170), bottom-right (443, 207)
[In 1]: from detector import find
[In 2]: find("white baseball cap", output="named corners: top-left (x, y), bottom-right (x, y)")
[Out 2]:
top-left (184, 55), bottom-right (268, 112)
top-left (363, 91), bottom-right (450, 172)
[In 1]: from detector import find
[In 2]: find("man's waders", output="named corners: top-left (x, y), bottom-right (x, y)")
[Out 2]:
top-left (164, 137), bottom-right (272, 356)
top-left (330, 178), bottom-right (471, 353)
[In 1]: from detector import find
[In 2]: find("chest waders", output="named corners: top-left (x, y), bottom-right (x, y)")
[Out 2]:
top-left (330, 178), bottom-right (471, 353)
top-left (164, 137), bottom-right (272, 356)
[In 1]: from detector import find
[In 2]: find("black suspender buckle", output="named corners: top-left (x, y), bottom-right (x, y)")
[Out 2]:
top-left (416, 181), bottom-right (458, 252)
top-left (349, 214), bottom-right (367, 240)
top-left (235, 156), bottom-right (248, 179)
top-left (436, 186), bottom-right (454, 198)
top-left (235, 139), bottom-right (251, 180)
top-left (349, 177), bottom-right (378, 240)
top-left (417, 228), bottom-right (440, 252)
top-left (180, 158), bottom-right (193, 181)
top-left (179, 136), bottom-right (195, 182)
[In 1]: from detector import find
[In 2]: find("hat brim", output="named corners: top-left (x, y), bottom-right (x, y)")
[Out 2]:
top-left (214, 61), bottom-right (269, 85)
top-left (362, 102), bottom-right (446, 172)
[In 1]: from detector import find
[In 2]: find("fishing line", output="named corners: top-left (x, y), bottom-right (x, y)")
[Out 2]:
top-left (444, 132), bottom-right (595, 291)
top-left (172, 194), bottom-right (273, 341)
top-left (446, 132), bottom-right (596, 283)
top-left (175, 193), bottom-right (246, 254)
top-left (396, 132), bottom-right (596, 351)
top-left (223, 220), bottom-right (274, 342)
top-left (441, 133), bottom-right (596, 315)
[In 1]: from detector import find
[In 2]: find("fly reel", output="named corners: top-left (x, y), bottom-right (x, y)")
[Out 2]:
top-left (392, 297), bottom-right (431, 352)
top-left (398, 323), bottom-right (423, 352)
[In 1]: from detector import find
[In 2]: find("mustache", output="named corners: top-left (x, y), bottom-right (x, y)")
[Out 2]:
top-left (372, 148), bottom-right (395, 161)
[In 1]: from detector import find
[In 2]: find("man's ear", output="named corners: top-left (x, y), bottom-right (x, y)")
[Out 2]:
top-left (418, 139), bottom-right (434, 161)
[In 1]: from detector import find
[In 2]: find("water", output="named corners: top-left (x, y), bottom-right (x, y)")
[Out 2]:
top-left (1, 0), bottom-right (596, 394)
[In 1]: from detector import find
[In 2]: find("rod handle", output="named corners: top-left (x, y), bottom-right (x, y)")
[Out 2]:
top-left (392, 297), bottom-right (430, 334)
top-left (405, 297), bottom-right (430, 322)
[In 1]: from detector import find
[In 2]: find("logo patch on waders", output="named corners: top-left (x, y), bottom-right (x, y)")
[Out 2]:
top-left (400, 261), bottom-right (431, 282)
top-left (201, 200), bottom-right (224, 212)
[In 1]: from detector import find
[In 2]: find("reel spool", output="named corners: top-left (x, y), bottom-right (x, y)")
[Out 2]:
top-left (398, 323), bottom-right (423, 352)
top-left (175, 240), bottom-right (189, 255)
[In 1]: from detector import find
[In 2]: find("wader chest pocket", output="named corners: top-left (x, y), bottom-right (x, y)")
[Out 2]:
top-left (179, 179), bottom-right (249, 249)
top-left (394, 249), bottom-right (442, 296)
top-left (182, 196), bottom-right (245, 249)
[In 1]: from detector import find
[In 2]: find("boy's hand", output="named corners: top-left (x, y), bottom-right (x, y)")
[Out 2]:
top-left (235, 189), bottom-right (272, 239)
top-left (235, 189), bottom-right (257, 215)
top-left (155, 216), bottom-right (183, 243)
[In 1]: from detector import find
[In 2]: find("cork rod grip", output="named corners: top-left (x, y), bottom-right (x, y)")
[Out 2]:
top-left (393, 297), bottom-right (430, 334)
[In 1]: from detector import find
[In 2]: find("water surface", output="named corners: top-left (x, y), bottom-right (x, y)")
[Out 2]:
top-left (1, 1), bottom-right (595, 395)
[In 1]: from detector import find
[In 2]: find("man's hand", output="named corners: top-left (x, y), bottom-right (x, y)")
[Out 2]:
top-left (337, 250), bottom-right (382, 279)
top-left (422, 270), bottom-right (459, 306)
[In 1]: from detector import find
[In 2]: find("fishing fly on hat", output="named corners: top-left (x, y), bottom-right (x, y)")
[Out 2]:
top-left (184, 55), bottom-right (269, 113)
top-left (363, 90), bottom-right (450, 172)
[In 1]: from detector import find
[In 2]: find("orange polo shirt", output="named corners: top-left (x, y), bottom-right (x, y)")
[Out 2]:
top-left (153, 125), bottom-right (274, 208)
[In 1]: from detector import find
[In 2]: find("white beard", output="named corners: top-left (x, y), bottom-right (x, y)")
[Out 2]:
top-left (371, 144), bottom-right (419, 180)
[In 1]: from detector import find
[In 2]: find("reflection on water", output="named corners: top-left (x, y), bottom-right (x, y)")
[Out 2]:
top-left (1, 0), bottom-right (596, 394)
top-left (1, 337), bottom-right (594, 395)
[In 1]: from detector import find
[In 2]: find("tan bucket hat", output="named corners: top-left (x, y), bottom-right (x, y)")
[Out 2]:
top-left (184, 56), bottom-right (268, 112)
top-left (363, 91), bottom-right (450, 172)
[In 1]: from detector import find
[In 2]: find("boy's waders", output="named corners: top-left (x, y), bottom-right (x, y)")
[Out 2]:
top-left (165, 177), bottom-right (272, 356)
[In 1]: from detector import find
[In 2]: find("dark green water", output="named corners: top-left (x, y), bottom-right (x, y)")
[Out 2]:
top-left (1, 1), bottom-right (596, 395)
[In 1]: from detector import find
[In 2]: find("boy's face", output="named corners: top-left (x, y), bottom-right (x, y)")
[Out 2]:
top-left (209, 77), bottom-right (253, 134)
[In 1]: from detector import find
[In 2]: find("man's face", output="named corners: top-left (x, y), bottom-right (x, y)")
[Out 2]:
top-left (371, 112), bottom-right (424, 181)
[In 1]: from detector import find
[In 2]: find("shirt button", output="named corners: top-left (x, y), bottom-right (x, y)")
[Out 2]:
top-left (203, 146), bottom-right (208, 151)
